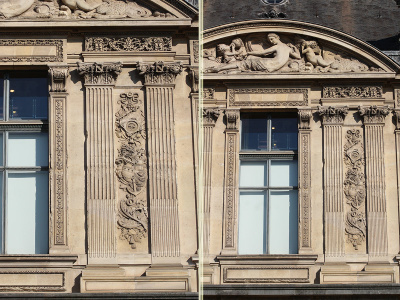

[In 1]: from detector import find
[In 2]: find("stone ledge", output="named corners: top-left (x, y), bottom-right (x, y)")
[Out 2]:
top-left (0, 293), bottom-right (198, 299)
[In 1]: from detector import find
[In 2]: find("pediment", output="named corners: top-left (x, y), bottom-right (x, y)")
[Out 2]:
top-left (0, 0), bottom-right (196, 21)
top-left (203, 20), bottom-right (399, 77)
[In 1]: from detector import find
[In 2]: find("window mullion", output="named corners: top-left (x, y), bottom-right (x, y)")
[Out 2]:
top-left (4, 74), bottom-right (9, 122)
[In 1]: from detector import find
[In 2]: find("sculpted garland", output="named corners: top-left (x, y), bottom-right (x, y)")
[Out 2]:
top-left (0, 0), bottom-right (174, 19)
top-left (204, 33), bottom-right (381, 74)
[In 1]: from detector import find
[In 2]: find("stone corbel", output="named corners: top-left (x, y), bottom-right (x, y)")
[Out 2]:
top-left (225, 109), bottom-right (240, 130)
top-left (137, 61), bottom-right (183, 86)
top-left (49, 66), bottom-right (69, 93)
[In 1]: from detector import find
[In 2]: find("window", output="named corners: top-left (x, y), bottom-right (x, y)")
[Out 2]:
top-left (262, 0), bottom-right (287, 5)
top-left (238, 112), bottom-right (298, 255)
top-left (0, 72), bottom-right (49, 254)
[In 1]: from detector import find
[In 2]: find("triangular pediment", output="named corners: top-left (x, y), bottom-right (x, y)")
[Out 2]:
top-left (203, 20), bottom-right (399, 77)
top-left (0, 0), bottom-right (196, 21)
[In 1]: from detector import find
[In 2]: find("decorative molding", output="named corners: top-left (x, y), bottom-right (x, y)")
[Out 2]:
top-left (343, 129), bottom-right (366, 250)
top-left (193, 40), bottom-right (199, 63)
top-left (203, 88), bottom-right (215, 100)
top-left (137, 61), bottom-right (183, 85)
top-left (258, 9), bottom-right (287, 19)
top-left (115, 92), bottom-right (148, 249)
top-left (85, 37), bottom-right (172, 52)
top-left (0, 39), bottom-right (63, 62)
top-left (78, 62), bottom-right (122, 85)
top-left (298, 109), bottom-right (312, 130)
top-left (0, 271), bottom-right (65, 292)
top-left (49, 66), bottom-right (69, 93)
top-left (225, 109), bottom-right (240, 130)
top-left (358, 105), bottom-right (390, 124)
top-left (223, 267), bottom-right (309, 283)
top-left (323, 86), bottom-right (383, 98)
top-left (203, 108), bottom-right (220, 126)
top-left (229, 88), bottom-right (308, 107)
top-left (318, 106), bottom-right (348, 124)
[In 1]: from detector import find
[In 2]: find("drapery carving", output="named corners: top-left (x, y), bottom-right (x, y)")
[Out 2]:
top-left (85, 37), bottom-right (172, 52)
top-left (115, 92), bottom-right (148, 249)
top-left (78, 62), bottom-right (122, 85)
top-left (343, 129), bottom-right (366, 250)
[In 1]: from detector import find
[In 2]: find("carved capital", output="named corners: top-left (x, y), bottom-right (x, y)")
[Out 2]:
top-left (203, 108), bottom-right (220, 126)
top-left (318, 106), bottom-right (348, 124)
top-left (49, 66), bottom-right (69, 93)
top-left (298, 108), bottom-right (312, 130)
top-left (137, 61), bottom-right (183, 85)
top-left (358, 105), bottom-right (390, 124)
top-left (323, 86), bottom-right (383, 98)
top-left (189, 67), bottom-right (198, 93)
top-left (225, 109), bottom-right (240, 130)
top-left (78, 62), bottom-right (122, 85)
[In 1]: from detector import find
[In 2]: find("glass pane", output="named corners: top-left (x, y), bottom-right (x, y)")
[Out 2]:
top-left (6, 172), bottom-right (48, 254)
top-left (238, 192), bottom-right (266, 254)
top-left (268, 190), bottom-right (298, 254)
top-left (0, 133), bottom-right (3, 167)
top-left (271, 116), bottom-right (297, 150)
top-left (241, 113), bottom-right (268, 151)
top-left (7, 133), bottom-right (48, 167)
top-left (240, 161), bottom-right (267, 187)
top-left (0, 172), bottom-right (3, 253)
top-left (9, 77), bottom-right (48, 120)
top-left (0, 77), bottom-right (3, 120)
top-left (270, 160), bottom-right (298, 187)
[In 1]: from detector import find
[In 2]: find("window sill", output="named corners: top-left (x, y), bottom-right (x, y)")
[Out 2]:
top-left (0, 254), bottom-right (78, 268)
top-left (216, 254), bottom-right (318, 265)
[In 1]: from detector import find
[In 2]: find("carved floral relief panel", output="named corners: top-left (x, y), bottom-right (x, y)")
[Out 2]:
top-left (203, 32), bottom-right (382, 74)
top-left (115, 92), bottom-right (148, 250)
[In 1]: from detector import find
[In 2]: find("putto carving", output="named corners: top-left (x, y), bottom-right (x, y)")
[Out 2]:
top-left (358, 105), bottom-right (390, 123)
top-left (137, 61), bottom-right (183, 85)
top-left (343, 129), bottom-right (366, 250)
top-left (49, 66), bottom-right (69, 92)
top-left (318, 106), bottom-right (348, 124)
top-left (78, 62), bottom-right (122, 85)
top-left (115, 92), bottom-right (148, 249)
top-left (323, 86), bottom-right (383, 98)
top-left (204, 32), bottom-right (380, 74)
top-left (298, 109), bottom-right (312, 130)
top-left (85, 37), bottom-right (172, 52)
top-left (203, 88), bottom-right (215, 100)
top-left (225, 109), bottom-right (240, 130)
top-left (203, 108), bottom-right (220, 125)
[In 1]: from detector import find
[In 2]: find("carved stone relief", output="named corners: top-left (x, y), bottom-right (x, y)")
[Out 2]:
top-left (203, 88), bottom-right (215, 100)
top-left (0, 0), bottom-right (176, 19)
top-left (323, 86), bottom-right (383, 98)
top-left (318, 106), bottom-right (349, 124)
top-left (193, 40), bottom-right (199, 63)
top-left (203, 108), bottom-right (220, 125)
top-left (204, 33), bottom-right (381, 74)
top-left (49, 66), bottom-right (68, 92)
top-left (85, 37), bottom-right (172, 52)
top-left (78, 62), bottom-right (122, 85)
top-left (115, 92), bottom-right (148, 249)
top-left (358, 105), bottom-right (390, 123)
top-left (343, 129), bottom-right (366, 250)
top-left (137, 61), bottom-right (183, 85)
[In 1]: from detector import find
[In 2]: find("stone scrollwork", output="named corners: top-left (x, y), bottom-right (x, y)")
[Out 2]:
top-left (204, 32), bottom-right (380, 74)
top-left (318, 106), bottom-right (349, 124)
top-left (358, 105), bottom-right (390, 123)
top-left (298, 109), bottom-right (312, 130)
top-left (225, 109), bottom-right (240, 130)
top-left (49, 66), bottom-right (69, 93)
top-left (85, 37), bottom-right (172, 52)
top-left (323, 86), bottom-right (383, 98)
top-left (78, 62), bottom-right (122, 85)
top-left (343, 129), bottom-right (366, 250)
top-left (137, 61), bottom-right (183, 85)
top-left (115, 92), bottom-right (148, 249)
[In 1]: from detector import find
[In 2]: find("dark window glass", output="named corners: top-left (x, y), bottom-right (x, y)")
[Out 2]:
top-left (271, 116), bottom-right (298, 150)
top-left (262, 0), bottom-right (286, 4)
top-left (241, 113), bottom-right (268, 151)
top-left (9, 76), bottom-right (48, 120)
top-left (0, 79), bottom-right (3, 120)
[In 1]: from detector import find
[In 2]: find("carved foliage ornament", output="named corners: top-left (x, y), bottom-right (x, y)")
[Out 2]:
top-left (358, 105), bottom-right (390, 124)
top-left (203, 88), bottom-right (215, 100)
top-left (85, 37), bottom-right (172, 52)
top-left (137, 61), bottom-right (183, 85)
top-left (323, 86), bottom-right (383, 99)
top-left (318, 106), bottom-right (348, 124)
top-left (115, 92), bottom-right (148, 249)
top-left (203, 108), bottom-right (220, 126)
top-left (78, 62), bottom-right (122, 85)
top-left (343, 129), bottom-right (366, 249)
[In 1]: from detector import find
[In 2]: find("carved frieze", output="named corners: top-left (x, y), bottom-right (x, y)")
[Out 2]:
top-left (204, 32), bottom-right (381, 74)
top-left (49, 66), bottom-right (69, 93)
top-left (318, 106), bottom-right (348, 124)
top-left (225, 109), bottom-right (240, 130)
top-left (78, 62), bottom-right (122, 85)
top-left (358, 105), bottom-right (390, 123)
top-left (85, 37), bottom-right (172, 52)
top-left (343, 129), bottom-right (366, 250)
top-left (0, 0), bottom-right (176, 19)
top-left (137, 61), bottom-right (183, 85)
top-left (323, 86), bottom-right (383, 98)
top-left (193, 40), bottom-right (199, 63)
top-left (203, 108), bottom-right (220, 126)
top-left (115, 92), bottom-right (148, 249)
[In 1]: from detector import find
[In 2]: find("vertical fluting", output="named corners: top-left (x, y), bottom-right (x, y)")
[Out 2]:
top-left (324, 124), bottom-right (345, 257)
top-left (364, 124), bottom-right (388, 257)
top-left (147, 86), bottom-right (180, 257)
top-left (203, 124), bottom-right (214, 254)
top-left (86, 86), bottom-right (116, 260)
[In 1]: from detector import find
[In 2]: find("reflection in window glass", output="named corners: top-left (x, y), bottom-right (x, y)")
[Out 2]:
top-left (271, 116), bottom-right (298, 150)
top-left (241, 113), bottom-right (268, 151)
top-left (9, 77), bottom-right (48, 120)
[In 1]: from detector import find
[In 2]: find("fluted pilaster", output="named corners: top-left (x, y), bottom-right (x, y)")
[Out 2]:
top-left (319, 106), bottom-right (348, 258)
